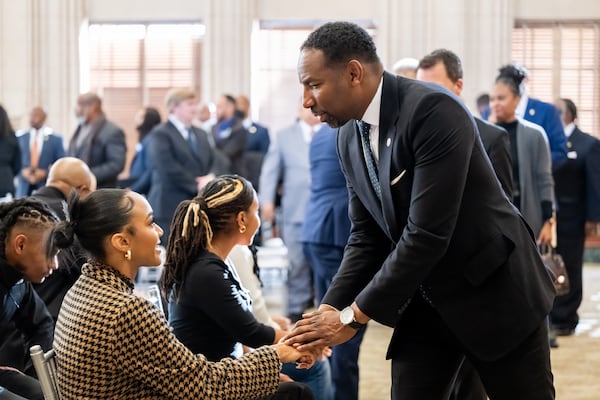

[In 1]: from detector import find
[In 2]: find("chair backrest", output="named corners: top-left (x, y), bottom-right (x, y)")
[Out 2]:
top-left (30, 345), bottom-right (61, 400)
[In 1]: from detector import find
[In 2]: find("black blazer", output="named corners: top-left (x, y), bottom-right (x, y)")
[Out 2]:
top-left (322, 72), bottom-right (554, 361)
top-left (553, 127), bottom-right (600, 235)
top-left (475, 118), bottom-right (513, 199)
top-left (68, 117), bottom-right (126, 188)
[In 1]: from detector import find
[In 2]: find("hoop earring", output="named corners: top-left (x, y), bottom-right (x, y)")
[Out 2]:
top-left (239, 225), bottom-right (247, 234)
top-left (125, 249), bottom-right (132, 261)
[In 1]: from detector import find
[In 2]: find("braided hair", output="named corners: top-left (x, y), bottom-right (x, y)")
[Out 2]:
top-left (159, 175), bottom-right (255, 300)
top-left (0, 198), bottom-right (61, 260)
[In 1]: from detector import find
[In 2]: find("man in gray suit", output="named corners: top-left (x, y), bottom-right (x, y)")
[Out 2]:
top-left (259, 105), bottom-right (321, 322)
top-left (68, 93), bottom-right (126, 188)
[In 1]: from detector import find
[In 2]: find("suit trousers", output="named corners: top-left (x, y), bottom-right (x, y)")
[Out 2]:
top-left (303, 242), bottom-right (365, 400)
top-left (282, 223), bottom-right (314, 315)
top-left (0, 371), bottom-right (42, 400)
top-left (551, 232), bottom-right (585, 330)
top-left (256, 382), bottom-right (315, 400)
top-left (389, 296), bottom-right (554, 400)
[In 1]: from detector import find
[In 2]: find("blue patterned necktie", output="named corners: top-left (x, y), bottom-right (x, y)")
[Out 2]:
top-left (358, 120), bottom-right (381, 200)
top-left (187, 127), bottom-right (200, 158)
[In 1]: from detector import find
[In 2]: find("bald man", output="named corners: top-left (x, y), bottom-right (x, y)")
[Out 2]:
top-left (31, 157), bottom-right (96, 318)
top-left (16, 106), bottom-right (65, 198)
top-left (31, 157), bottom-right (96, 221)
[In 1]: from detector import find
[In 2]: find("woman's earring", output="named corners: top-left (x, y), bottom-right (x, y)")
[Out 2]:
top-left (239, 225), bottom-right (247, 234)
top-left (125, 249), bottom-right (132, 261)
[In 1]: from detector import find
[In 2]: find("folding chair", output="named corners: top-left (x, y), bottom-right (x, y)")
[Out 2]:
top-left (29, 345), bottom-right (60, 400)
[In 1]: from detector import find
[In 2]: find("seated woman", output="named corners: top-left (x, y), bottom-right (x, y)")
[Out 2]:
top-left (159, 176), bottom-right (322, 400)
top-left (53, 188), bottom-right (314, 399)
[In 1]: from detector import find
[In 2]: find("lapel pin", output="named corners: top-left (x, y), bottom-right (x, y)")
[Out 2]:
top-left (529, 109), bottom-right (535, 116)
top-left (386, 137), bottom-right (391, 147)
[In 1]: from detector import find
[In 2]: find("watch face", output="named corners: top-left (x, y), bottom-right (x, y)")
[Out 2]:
top-left (340, 307), bottom-right (354, 325)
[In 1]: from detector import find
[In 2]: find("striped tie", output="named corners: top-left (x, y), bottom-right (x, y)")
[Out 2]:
top-left (357, 120), bottom-right (381, 200)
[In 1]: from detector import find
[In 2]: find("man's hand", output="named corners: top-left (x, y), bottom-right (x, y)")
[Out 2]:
top-left (283, 307), bottom-right (358, 352)
top-left (537, 221), bottom-right (553, 245)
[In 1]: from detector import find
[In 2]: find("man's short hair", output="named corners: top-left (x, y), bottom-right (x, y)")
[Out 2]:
top-left (165, 88), bottom-right (196, 112)
top-left (418, 49), bottom-right (463, 83)
top-left (301, 21), bottom-right (380, 67)
top-left (561, 98), bottom-right (577, 120)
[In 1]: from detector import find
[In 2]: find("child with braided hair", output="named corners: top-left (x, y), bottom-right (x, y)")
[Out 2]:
top-left (0, 198), bottom-right (66, 399)
top-left (160, 175), bottom-right (320, 400)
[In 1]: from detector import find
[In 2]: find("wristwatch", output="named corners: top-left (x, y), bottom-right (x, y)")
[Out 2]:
top-left (339, 306), bottom-right (366, 330)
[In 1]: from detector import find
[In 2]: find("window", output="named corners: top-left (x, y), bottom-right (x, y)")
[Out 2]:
top-left (512, 21), bottom-right (600, 136)
top-left (84, 23), bottom-right (204, 173)
top-left (252, 20), bottom-right (376, 134)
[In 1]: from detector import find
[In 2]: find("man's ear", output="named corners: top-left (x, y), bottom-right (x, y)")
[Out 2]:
top-left (347, 60), bottom-right (364, 86)
top-left (455, 78), bottom-right (464, 94)
top-left (110, 232), bottom-right (130, 253)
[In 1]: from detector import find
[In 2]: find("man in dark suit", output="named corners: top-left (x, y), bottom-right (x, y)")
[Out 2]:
top-left (212, 94), bottom-right (248, 177)
top-left (235, 95), bottom-right (270, 191)
top-left (147, 88), bottom-right (227, 245)
top-left (550, 98), bottom-right (600, 336)
top-left (285, 21), bottom-right (555, 400)
top-left (417, 49), bottom-right (512, 200)
top-left (16, 106), bottom-right (65, 198)
top-left (417, 48), bottom-right (514, 400)
top-left (67, 93), bottom-right (126, 188)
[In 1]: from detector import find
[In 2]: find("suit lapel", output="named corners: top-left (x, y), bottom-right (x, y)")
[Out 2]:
top-left (166, 121), bottom-right (200, 167)
top-left (378, 72), bottom-right (401, 240)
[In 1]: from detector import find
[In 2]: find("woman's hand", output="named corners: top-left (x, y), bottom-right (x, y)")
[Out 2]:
top-left (272, 343), bottom-right (318, 369)
top-left (537, 221), bottom-right (553, 245)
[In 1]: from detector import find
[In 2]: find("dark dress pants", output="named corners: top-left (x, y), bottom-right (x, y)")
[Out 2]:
top-left (551, 231), bottom-right (585, 330)
top-left (303, 242), bottom-right (365, 400)
top-left (0, 370), bottom-right (42, 400)
top-left (389, 296), bottom-right (554, 400)
top-left (257, 382), bottom-right (315, 400)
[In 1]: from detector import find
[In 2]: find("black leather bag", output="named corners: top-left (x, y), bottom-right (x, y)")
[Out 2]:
top-left (539, 245), bottom-right (570, 296)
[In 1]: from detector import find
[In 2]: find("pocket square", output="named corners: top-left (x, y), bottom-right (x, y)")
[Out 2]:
top-left (390, 170), bottom-right (406, 186)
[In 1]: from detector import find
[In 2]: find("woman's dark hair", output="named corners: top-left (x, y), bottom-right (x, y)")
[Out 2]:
top-left (136, 107), bottom-right (161, 141)
top-left (495, 64), bottom-right (527, 97)
top-left (159, 175), bottom-right (255, 300)
top-left (0, 198), bottom-right (61, 260)
top-left (0, 104), bottom-right (15, 138)
top-left (54, 189), bottom-right (135, 262)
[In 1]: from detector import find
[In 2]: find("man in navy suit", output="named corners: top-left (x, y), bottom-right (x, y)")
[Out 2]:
top-left (68, 93), bottom-right (126, 188)
top-left (301, 124), bottom-right (364, 400)
top-left (550, 98), bottom-right (600, 336)
top-left (16, 107), bottom-right (65, 198)
top-left (236, 95), bottom-right (270, 191)
top-left (285, 21), bottom-right (555, 400)
top-left (147, 88), bottom-right (227, 245)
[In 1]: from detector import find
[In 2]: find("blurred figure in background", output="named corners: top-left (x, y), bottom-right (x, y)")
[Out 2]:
top-left (16, 106), bottom-right (65, 198)
top-left (0, 105), bottom-right (20, 200)
top-left (67, 93), bottom-right (126, 188)
top-left (392, 57), bottom-right (419, 79)
top-left (126, 106), bottom-right (161, 195)
top-left (550, 98), bottom-right (600, 336)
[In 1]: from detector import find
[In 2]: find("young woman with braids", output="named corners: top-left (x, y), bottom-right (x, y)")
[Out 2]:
top-left (159, 175), bottom-right (321, 400)
top-left (52, 188), bottom-right (315, 400)
top-left (0, 198), bottom-right (65, 400)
